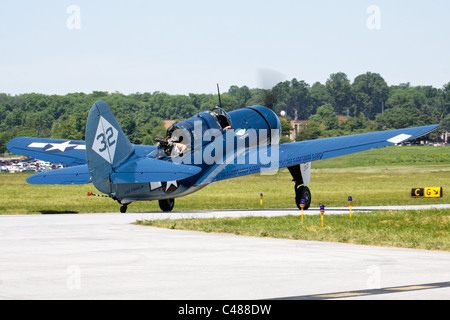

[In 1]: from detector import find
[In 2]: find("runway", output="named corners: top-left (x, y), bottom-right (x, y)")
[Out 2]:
top-left (0, 207), bottom-right (449, 300)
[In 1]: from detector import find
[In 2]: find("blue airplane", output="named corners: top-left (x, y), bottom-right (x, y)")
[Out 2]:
top-left (7, 100), bottom-right (439, 213)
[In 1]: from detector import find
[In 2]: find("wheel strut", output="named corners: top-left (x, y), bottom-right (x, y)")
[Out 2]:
top-left (288, 165), bottom-right (312, 211)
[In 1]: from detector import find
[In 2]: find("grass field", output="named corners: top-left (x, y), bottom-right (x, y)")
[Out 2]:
top-left (137, 209), bottom-right (450, 251)
top-left (0, 146), bottom-right (449, 214)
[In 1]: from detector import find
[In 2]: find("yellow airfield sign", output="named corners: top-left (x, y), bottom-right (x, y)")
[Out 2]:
top-left (410, 187), bottom-right (443, 198)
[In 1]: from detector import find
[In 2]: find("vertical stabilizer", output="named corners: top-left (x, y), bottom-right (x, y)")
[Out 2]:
top-left (85, 101), bottom-right (134, 194)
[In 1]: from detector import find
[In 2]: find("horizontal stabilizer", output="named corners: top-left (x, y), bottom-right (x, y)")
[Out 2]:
top-left (26, 165), bottom-right (91, 185)
top-left (111, 158), bottom-right (202, 184)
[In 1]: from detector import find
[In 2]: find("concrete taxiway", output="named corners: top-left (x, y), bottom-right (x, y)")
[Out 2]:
top-left (0, 207), bottom-right (449, 300)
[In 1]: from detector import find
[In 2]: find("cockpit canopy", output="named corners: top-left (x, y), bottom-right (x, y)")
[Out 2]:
top-left (152, 107), bottom-right (232, 158)
top-left (211, 106), bottom-right (232, 130)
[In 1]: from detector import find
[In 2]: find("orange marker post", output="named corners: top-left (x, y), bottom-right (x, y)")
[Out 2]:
top-left (320, 204), bottom-right (325, 227)
top-left (300, 199), bottom-right (305, 223)
top-left (348, 196), bottom-right (353, 219)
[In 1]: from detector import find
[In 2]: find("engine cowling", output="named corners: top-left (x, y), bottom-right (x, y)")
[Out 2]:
top-left (229, 105), bottom-right (282, 146)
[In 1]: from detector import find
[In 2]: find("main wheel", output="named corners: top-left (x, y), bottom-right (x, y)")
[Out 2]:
top-left (120, 205), bottom-right (128, 213)
top-left (295, 185), bottom-right (311, 210)
top-left (159, 198), bottom-right (175, 212)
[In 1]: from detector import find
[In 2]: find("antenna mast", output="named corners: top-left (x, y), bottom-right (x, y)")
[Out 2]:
top-left (217, 84), bottom-right (223, 108)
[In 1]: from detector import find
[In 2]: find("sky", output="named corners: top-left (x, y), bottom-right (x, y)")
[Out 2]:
top-left (1, 0), bottom-right (450, 95)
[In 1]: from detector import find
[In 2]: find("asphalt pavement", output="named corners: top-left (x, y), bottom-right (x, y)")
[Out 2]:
top-left (0, 207), bottom-right (449, 300)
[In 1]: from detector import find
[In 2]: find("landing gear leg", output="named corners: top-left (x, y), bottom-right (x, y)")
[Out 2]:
top-left (289, 165), bottom-right (312, 211)
top-left (159, 198), bottom-right (175, 212)
top-left (120, 204), bottom-right (128, 213)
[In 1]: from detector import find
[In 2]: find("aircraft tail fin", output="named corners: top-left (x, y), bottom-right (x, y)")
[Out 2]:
top-left (85, 100), bottom-right (135, 194)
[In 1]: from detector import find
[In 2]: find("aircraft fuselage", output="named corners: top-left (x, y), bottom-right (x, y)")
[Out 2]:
top-left (111, 105), bottom-right (282, 204)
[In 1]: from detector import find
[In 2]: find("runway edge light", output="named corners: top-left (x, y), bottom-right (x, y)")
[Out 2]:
top-left (348, 196), bottom-right (353, 219)
top-left (320, 204), bottom-right (325, 227)
top-left (300, 199), bottom-right (305, 223)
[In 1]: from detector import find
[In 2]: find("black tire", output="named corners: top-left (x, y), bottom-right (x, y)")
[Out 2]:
top-left (295, 185), bottom-right (311, 211)
top-left (159, 198), bottom-right (175, 212)
top-left (120, 205), bottom-right (128, 213)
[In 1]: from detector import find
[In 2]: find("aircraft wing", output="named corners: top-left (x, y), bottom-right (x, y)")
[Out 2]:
top-left (195, 124), bottom-right (439, 185)
top-left (7, 137), bottom-right (87, 167)
top-left (7, 137), bottom-right (158, 167)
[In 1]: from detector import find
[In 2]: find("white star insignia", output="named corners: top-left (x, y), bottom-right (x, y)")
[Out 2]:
top-left (28, 141), bottom-right (86, 152)
top-left (165, 180), bottom-right (178, 191)
top-left (150, 182), bottom-right (162, 191)
top-left (45, 141), bottom-right (78, 152)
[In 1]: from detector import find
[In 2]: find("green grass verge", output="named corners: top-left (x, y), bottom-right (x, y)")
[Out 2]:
top-left (312, 145), bottom-right (450, 168)
top-left (136, 209), bottom-right (450, 251)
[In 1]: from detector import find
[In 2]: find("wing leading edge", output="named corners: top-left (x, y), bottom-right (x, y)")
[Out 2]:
top-left (195, 124), bottom-right (439, 185)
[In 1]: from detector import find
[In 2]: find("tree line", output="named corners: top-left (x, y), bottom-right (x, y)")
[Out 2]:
top-left (1, 72), bottom-right (449, 154)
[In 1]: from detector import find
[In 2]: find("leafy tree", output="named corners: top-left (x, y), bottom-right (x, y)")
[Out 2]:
top-left (0, 131), bottom-right (13, 154)
top-left (228, 85), bottom-right (252, 110)
top-left (309, 82), bottom-right (331, 116)
top-left (442, 114), bottom-right (450, 132)
top-left (351, 72), bottom-right (389, 119)
top-left (279, 118), bottom-right (293, 144)
top-left (339, 113), bottom-right (372, 133)
top-left (295, 121), bottom-right (322, 141)
top-left (375, 107), bottom-right (422, 129)
top-left (51, 114), bottom-right (85, 140)
top-left (273, 79), bottom-right (310, 120)
top-left (5, 108), bottom-right (24, 128)
top-left (325, 72), bottom-right (352, 116)
top-left (441, 82), bottom-right (450, 120)
top-left (310, 104), bottom-right (339, 130)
